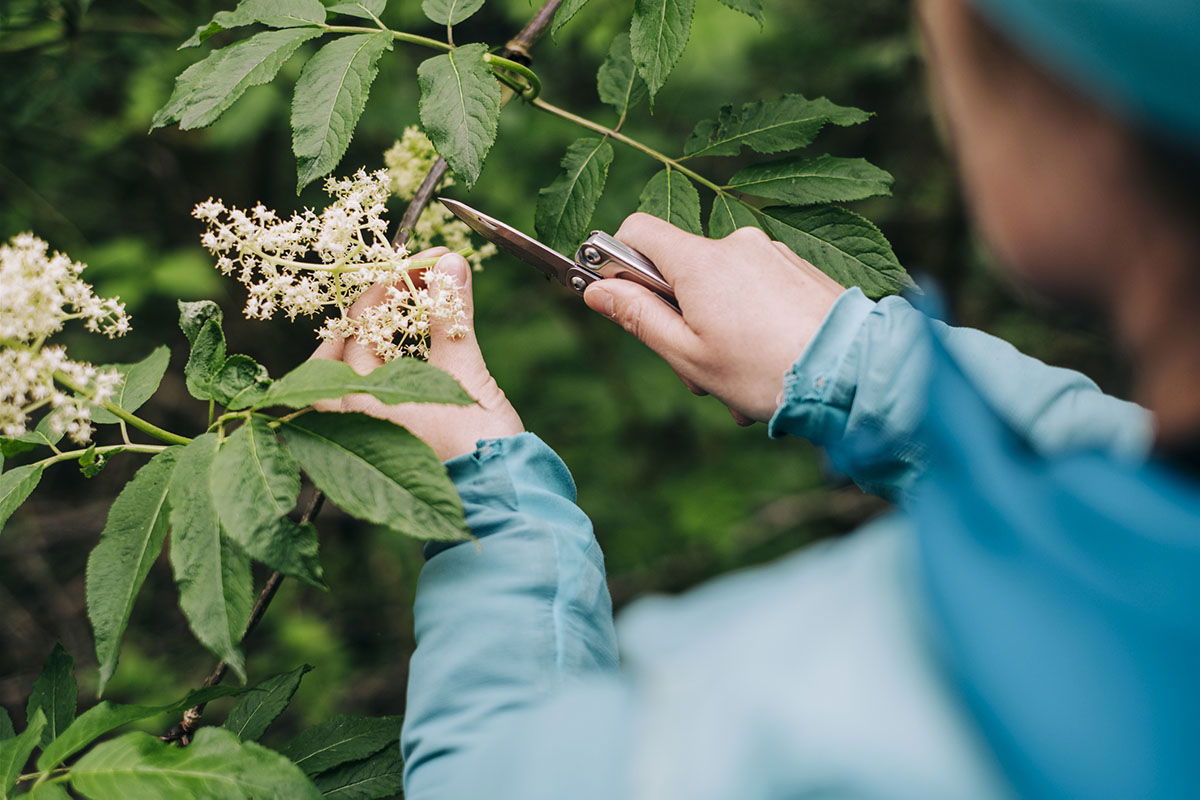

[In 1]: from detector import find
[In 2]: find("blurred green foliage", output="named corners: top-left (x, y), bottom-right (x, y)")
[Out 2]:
top-left (0, 0), bottom-right (1124, 734)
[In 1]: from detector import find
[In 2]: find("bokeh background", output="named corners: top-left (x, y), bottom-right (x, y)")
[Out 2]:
top-left (0, 0), bottom-right (1125, 743)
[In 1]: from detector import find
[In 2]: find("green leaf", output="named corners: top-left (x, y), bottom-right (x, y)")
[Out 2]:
top-left (726, 155), bottom-right (893, 205)
top-left (91, 347), bottom-right (170, 425)
top-left (155, 28), bottom-right (323, 131)
top-left (86, 448), bottom-right (180, 695)
top-left (71, 727), bottom-right (322, 800)
top-left (762, 205), bottom-right (913, 299)
top-left (0, 465), bottom-right (43, 535)
top-left (254, 357), bottom-right (472, 411)
top-left (4, 414), bottom-right (64, 455)
top-left (0, 708), bottom-right (45, 800)
top-left (24, 645), bottom-right (75, 747)
top-left (637, 169), bottom-right (702, 234)
top-left (312, 744), bottom-right (403, 799)
top-left (597, 32), bottom-right (647, 122)
top-left (552, 0), bottom-right (593, 35)
top-left (417, 43), bottom-right (501, 187)
top-left (78, 446), bottom-right (108, 479)
top-left (279, 412), bottom-right (469, 542)
top-left (178, 301), bottom-right (227, 402)
top-left (216, 354), bottom-right (273, 409)
top-left (292, 32), bottom-right (393, 191)
top-left (169, 435), bottom-right (254, 681)
top-left (683, 94), bottom-right (869, 159)
top-left (181, 0), bottom-right (327, 48)
top-left (0, 709), bottom-right (12, 741)
top-left (224, 665), bottom-right (311, 742)
top-left (26, 782), bottom-right (70, 799)
top-left (707, 193), bottom-right (760, 238)
top-left (281, 715), bottom-right (402, 776)
top-left (535, 137), bottom-right (615, 255)
top-left (716, 0), bottom-right (762, 22)
top-left (326, 0), bottom-right (386, 20)
top-left (37, 686), bottom-right (244, 771)
top-left (630, 0), bottom-right (695, 98)
top-left (421, 0), bottom-right (483, 26)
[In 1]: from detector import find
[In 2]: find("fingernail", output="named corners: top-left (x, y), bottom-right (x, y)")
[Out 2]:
top-left (589, 287), bottom-right (614, 316)
top-left (437, 253), bottom-right (469, 284)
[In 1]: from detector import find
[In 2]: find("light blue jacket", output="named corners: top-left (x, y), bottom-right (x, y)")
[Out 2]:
top-left (400, 288), bottom-right (1154, 799)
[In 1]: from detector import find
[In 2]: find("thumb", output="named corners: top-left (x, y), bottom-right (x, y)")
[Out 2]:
top-left (584, 278), bottom-right (697, 365)
top-left (426, 253), bottom-right (485, 374)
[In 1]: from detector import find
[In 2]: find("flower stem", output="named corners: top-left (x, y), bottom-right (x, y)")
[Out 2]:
top-left (52, 372), bottom-right (191, 446)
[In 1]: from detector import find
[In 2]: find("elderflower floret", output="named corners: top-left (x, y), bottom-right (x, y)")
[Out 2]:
top-left (193, 168), bottom-right (468, 360)
top-left (0, 234), bottom-right (129, 443)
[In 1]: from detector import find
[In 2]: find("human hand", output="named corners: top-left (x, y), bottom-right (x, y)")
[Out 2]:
top-left (582, 214), bottom-right (846, 424)
top-left (311, 248), bottom-right (524, 461)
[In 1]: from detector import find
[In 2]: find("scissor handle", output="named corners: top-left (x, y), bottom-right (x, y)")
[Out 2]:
top-left (572, 232), bottom-right (680, 312)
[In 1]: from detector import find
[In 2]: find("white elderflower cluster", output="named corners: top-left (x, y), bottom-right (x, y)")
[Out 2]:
top-left (193, 168), bottom-right (469, 360)
top-left (0, 234), bottom-right (129, 443)
top-left (384, 127), bottom-right (497, 271)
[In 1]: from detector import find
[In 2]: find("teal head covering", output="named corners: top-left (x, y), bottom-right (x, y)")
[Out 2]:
top-left (967, 0), bottom-right (1200, 146)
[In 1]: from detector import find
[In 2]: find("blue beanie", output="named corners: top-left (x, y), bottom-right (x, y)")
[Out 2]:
top-left (968, 0), bottom-right (1200, 146)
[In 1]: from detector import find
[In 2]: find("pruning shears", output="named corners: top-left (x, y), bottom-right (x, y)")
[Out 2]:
top-left (438, 198), bottom-right (680, 311)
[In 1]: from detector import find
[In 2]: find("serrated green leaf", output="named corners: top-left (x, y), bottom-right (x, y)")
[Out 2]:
top-left (552, 0), bottom-right (593, 34)
top-left (155, 28), bottom-right (323, 131)
top-left (169, 434), bottom-right (254, 681)
top-left (216, 354), bottom-right (273, 409)
top-left (224, 665), bottom-right (311, 742)
top-left (37, 686), bottom-right (244, 771)
top-left (312, 744), bottom-right (403, 799)
top-left (707, 193), bottom-right (761, 238)
top-left (417, 43), bottom-right (500, 187)
top-left (24, 645), bottom-right (75, 747)
top-left (630, 0), bottom-right (694, 98)
top-left (0, 710), bottom-right (12, 741)
top-left (726, 155), bottom-right (893, 205)
top-left (637, 169), bottom-right (702, 234)
top-left (281, 715), bottom-right (402, 776)
top-left (182, 0), bottom-right (327, 48)
top-left (535, 137), bottom-right (614, 255)
top-left (279, 412), bottom-right (468, 542)
top-left (683, 94), bottom-right (869, 159)
top-left (421, 0), bottom-right (482, 26)
top-left (762, 205), bottom-right (913, 298)
top-left (0, 465), bottom-right (42, 535)
top-left (178, 301), bottom-right (227, 402)
top-left (597, 33), bottom-right (646, 122)
top-left (0, 708), bottom-right (44, 799)
top-left (326, 0), bottom-right (385, 20)
top-left (253, 357), bottom-right (472, 411)
top-left (91, 347), bottom-right (170, 425)
top-left (716, 0), bottom-right (762, 22)
top-left (86, 448), bottom-right (180, 695)
top-left (71, 727), bottom-right (321, 800)
top-left (292, 32), bottom-right (392, 191)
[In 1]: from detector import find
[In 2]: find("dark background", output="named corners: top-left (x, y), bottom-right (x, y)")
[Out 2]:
top-left (0, 0), bottom-right (1124, 739)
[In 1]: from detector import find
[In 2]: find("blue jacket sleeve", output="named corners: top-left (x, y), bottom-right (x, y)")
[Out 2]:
top-left (401, 433), bottom-right (620, 798)
top-left (768, 288), bottom-right (1153, 500)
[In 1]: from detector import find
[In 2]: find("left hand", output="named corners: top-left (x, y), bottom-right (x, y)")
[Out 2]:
top-left (310, 247), bottom-right (524, 462)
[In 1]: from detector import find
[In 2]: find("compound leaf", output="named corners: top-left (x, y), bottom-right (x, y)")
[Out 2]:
top-left (0, 465), bottom-right (43, 535)
top-left (181, 0), bottom-right (326, 48)
top-left (24, 645), bottom-right (76, 748)
top-left (279, 412), bottom-right (469, 542)
top-left (281, 715), bottom-right (402, 776)
top-left (596, 32), bottom-right (646, 121)
top-left (630, 0), bottom-right (695, 98)
top-left (91, 347), bottom-right (170, 425)
top-left (417, 43), bottom-right (500, 187)
top-left (421, 0), bottom-right (483, 26)
top-left (0, 708), bottom-right (45, 799)
top-left (169, 435), bottom-right (253, 681)
top-left (535, 137), bottom-right (614, 255)
top-left (326, 0), bottom-right (386, 19)
top-left (637, 169), bottom-right (701, 235)
top-left (312, 744), bottom-right (404, 799)
top-left (292, 32), bottom-right (393, 191)
top-left (223, 666), bottom-right (311, 742)
top-left (86, 448), bottom-right (180, 696)
top-left (683, 94), bottom-right (869, 159)
top-left (762, 205), bottom-right (913, 298)
top-left (707, 193), bottom-right (760, 238)
top-left (253, 357), bottom-right (471, 410)
top-left (726, 155), bottom-right (893, 205)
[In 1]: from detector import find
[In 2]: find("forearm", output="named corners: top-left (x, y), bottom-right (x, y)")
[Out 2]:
top-left (401, 433), bottom-right (619, 795)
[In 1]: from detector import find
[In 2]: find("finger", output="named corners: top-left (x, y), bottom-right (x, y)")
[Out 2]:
top-left (772, 240), bottom-right (811, 269)
top-left (584, 278), bottom-right (700, 370)
top-left (613, 212), bottom-right (708, 283)
top-left (412, 246), bottom-right (451, 259)
top-left (729, 408), bottom-right (756, 427)
top-left (308, 336), bottom-right (345, 363)
top-left (425, 253), bottom-right (487, 375)
top-left (679, 376), bottom-right (708, 396)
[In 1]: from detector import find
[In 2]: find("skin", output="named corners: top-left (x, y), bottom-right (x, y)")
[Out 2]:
top-left (321, 0), bottom-right (1200, 456)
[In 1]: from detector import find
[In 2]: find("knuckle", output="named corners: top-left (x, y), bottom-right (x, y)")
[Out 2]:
top-left (727, 226), bottom-right (771, 246)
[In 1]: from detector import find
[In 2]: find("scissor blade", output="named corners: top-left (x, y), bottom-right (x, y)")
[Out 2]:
top-left (439, 197), bottom-right (575, 284)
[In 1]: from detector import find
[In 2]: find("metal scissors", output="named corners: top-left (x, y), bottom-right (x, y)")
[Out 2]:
top-left (439, 198), bottom-right (679, 311)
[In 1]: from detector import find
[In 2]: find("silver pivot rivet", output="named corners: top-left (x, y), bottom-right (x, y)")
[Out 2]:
top-left (570, 276), bottom-right (588, 291)
top-left (580, 245), bottom-right (604, 265)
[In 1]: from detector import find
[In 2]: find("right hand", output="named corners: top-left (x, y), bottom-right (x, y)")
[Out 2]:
top-left (582, 213), bottom-right (846, 424)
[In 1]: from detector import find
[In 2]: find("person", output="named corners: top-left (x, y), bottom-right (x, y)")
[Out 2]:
top-left (314, 0), bottom-right (1200, 796)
